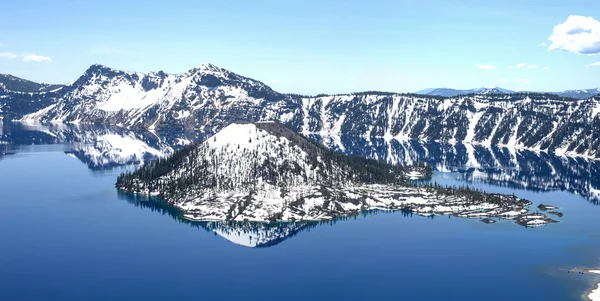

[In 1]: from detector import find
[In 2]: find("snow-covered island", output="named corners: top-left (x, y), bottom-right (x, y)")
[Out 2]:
top-left (116, 122), bottom-right (558, 227)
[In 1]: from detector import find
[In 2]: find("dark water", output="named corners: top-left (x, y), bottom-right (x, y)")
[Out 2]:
top-left (1, 121), bottom-right (600, 301)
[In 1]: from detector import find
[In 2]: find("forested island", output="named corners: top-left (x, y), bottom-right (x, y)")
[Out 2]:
top-left (117, 122), bottom-right (558, 227)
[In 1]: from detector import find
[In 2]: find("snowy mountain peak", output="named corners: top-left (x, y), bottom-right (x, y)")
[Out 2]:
top-left (85, 63), bottom-right (118, 75)
top-left (206, 122), bottom-right (282, 151)
top-left (188, 63), bottom-right (229, 76)
top-left (201, 122), bottom-right (333, 184)
top-left (474, 86), bottom-right (513, 95)
top-left (73, 64), bottom-right (131, 88)
top-left (196, 63), bottom-right (221, 71)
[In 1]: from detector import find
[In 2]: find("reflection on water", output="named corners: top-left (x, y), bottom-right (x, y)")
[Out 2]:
top-left (2, 120), bottom-right (599, 204)
top-left (310, 135), bottom-right (600, 204)
top-left (1, 120), bottom-right (600, 301)
top-left (120, 191), bottom-right (419, 248)
top-left (121, 191), bottom-right (316, 248)
top-left (0, 121), bottom-right (204, 170)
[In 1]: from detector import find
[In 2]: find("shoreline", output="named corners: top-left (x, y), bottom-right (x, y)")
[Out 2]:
top-left (574, 269), bottom-right (600, 301)
top-left (587, 283), bottom-right (599, 301)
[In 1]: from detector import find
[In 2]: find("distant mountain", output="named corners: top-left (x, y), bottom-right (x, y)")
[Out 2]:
top-left (423, 88), bottom-right (464, 97)
top-left (421, 86), bottom-right (600, 100)
top-left (421, 86), bottom-right (514, 97)
top-left (473, 86), bottom-right (514, 94)
top-left (0, 74), bottom-right (62, 93)
top-left (415, 88), bottom-right (436, 94)
top-left (552, 88), bottom-right (600, 100)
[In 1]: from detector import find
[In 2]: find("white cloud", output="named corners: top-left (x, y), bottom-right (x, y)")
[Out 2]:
top-left (0, 52), bottom-right (17, 59)
top-left (22, 54), bottom-right (51, 62)
top-left (548, 15), bottom-right (600, 55)
top-left (513, 63), bottom-right (538, 69)
top-left (543, 66), bottom-right (550, 70)
top-left (539, 42), bottom-right (547, 47)
top-left (587, 62), bottom-right (600, 67)
top-left (477, 64), bottom-right (496, 71)
top-left (0, 48), bottom-right (52, 62)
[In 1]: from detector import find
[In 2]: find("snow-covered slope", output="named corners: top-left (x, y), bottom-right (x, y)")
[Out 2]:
top-left (10, 64), bottom-right (600, 159)
top-left (20, 64), bottom-right (294, 132)
top-left (117, 122), bottom-right (555, 226)
top-left (301, 94), bottom-right (600, 159)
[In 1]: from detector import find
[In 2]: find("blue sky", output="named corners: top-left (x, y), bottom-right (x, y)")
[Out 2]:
top-left (0, 0), bottom-right (599, 94)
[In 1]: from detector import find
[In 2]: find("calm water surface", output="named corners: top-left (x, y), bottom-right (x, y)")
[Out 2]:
top-left (1, 122), bottom-right (599, 301)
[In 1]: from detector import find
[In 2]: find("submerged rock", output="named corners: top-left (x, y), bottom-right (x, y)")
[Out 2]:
top-left (515, 213), bottom-right (558, 227)
top-left (480, 218), bottom-right (496, 224)
top-left (547, 211), bottom-right (564, 217)
top-left (537, 204), bottom-right (558, 211)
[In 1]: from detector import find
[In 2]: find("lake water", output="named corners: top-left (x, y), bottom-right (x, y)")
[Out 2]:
top-left (1, 121), bottom-right (600, 301)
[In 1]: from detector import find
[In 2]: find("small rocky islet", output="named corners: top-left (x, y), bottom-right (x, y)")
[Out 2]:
top-left (117, 122), bottom-right (559, 227)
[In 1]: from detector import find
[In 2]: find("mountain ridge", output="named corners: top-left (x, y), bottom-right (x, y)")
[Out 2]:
top-left (0, 74), bottom-right (63, 93)
top-left (418, 86), bottom-right (600, 100)
top-left (2, 65), bottom-right (597, 99)
top-left (1, 63), bottom-right (600, 159)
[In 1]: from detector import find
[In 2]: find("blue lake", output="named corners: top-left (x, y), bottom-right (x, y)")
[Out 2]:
top-left (1, 122), bottom-right (600, 301)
